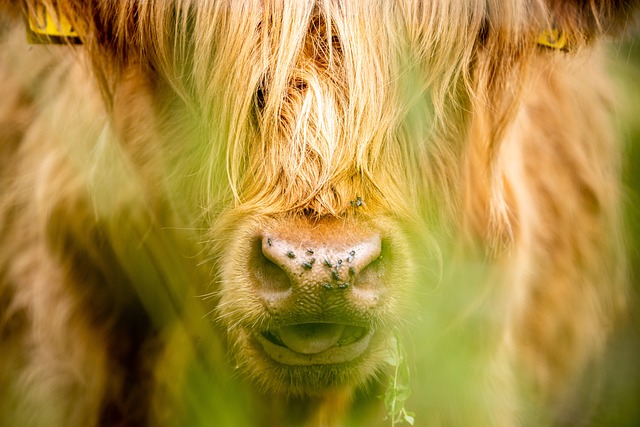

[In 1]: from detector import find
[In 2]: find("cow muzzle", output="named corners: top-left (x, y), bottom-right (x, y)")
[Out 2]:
top-left (248, 220), bottom-right (388, 365)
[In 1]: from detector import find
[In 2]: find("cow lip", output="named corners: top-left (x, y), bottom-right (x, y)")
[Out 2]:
top-left (256, 323), bottom-right (374, 365)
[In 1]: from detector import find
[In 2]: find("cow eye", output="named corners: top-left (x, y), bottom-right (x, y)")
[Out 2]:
top-left (255, 84), bottom-right (267, 114)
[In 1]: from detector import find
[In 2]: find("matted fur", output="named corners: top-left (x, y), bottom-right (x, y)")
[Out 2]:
top-left (0, 0), bottom-right (638, 426)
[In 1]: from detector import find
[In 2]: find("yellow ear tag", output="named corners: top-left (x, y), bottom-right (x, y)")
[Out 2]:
top-left (537, 28), bottom-right (567, 50)
top-left (26, 2), bottom-right (81, 44)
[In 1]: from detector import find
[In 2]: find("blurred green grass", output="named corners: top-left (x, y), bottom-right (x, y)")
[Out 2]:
top-left (588, 38), bottom-right (640, 427)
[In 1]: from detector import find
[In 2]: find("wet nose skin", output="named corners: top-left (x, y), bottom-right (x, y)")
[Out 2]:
top-left (259, 233), bottom-right (382, 291)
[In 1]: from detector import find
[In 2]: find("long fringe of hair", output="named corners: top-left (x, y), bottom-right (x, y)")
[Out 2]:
top-left (22, 1), bottom-right (557, 222)
top-left (23, 0), bottom-right (636, 231)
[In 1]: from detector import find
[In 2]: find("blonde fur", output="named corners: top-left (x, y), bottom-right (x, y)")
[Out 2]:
top-left (1, 0), bottom-right (637, 425)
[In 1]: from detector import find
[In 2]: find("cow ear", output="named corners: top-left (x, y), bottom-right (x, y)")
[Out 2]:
top-left (549, 0), bottom-right (640, 43)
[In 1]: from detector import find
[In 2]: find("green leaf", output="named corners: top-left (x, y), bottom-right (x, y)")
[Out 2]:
top-left (380, 333), bottom-right (415, 426)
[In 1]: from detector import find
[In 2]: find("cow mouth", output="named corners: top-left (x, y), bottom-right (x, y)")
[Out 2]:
top-left (257, 323), bottom-right (374, 365)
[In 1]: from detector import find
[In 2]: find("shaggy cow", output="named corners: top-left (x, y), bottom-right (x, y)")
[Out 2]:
top-left (0, 0), bottom-right (638, 426)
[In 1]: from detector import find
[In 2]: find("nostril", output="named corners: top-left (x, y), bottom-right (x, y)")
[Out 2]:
top-left (352, 251), bottom-right (385, 290)
top-left (335, 234), bottom-right (382, 280)
top-left (250, 238), bottom-right (292, 292)
top-left (340, 235), bottom-right (384, 289)
top-left (261, 235), bottom-right (297, 269)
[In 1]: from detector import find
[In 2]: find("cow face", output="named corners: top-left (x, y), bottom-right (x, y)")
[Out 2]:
top-left (2, 1), bottom-right (638, 426)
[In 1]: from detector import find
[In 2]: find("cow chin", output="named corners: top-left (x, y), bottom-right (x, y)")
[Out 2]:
top-left (214, 215), bottom-right (411, 396)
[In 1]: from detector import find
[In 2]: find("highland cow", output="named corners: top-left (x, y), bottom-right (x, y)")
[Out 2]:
top-left (0, 0), bottom-right (638, 426)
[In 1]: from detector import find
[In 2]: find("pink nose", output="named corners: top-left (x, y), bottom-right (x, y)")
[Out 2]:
top-left (258, 233), bottom-right (382, 291)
